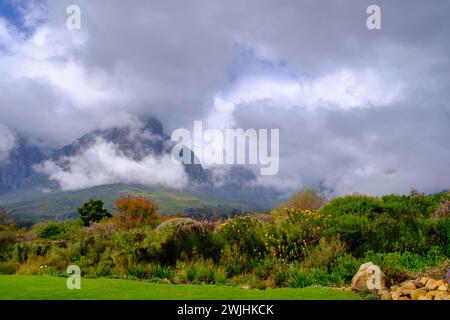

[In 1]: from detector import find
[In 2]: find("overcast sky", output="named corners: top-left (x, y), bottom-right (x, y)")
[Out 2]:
top-left (0, 0), bottom-right (449, 195)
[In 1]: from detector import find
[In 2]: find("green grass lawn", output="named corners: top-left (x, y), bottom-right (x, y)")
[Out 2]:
top-left (0, 275), bottom-right (360, 300)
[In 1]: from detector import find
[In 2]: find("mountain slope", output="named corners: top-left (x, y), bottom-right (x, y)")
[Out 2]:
top-left (0, 183), bottom-right (278, 225)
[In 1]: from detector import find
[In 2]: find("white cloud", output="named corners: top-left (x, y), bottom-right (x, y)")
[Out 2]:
top-left (35, 138), bottom-right (188, 191)
top-left (207, 69), bottom-right (403, 129)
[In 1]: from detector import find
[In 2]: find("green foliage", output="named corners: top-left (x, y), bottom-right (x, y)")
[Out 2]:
top-left (35, 222), bottom-right (69, 240)
top-left (218, 215), bottom-right (265, 257)
top-left (332, 254), bottom-right (361, 283)
top-left (2, 190), bottom-right (450, 291)
top-left (303, 238), bottom-right (346, 271)
top-left (321, 195), bottom-right (383, 219)
top-left (0, 261), bottom-right (18, 274)
top-left (323, 193), bottom-right (450, 255)
top-left (289, 265), bottom-right (330, 288)
top-left (78, 199), bottom-right (111, 227)
top-left (156, 221), bottom-right (220, 264)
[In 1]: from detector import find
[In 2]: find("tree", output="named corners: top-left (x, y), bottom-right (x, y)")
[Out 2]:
top-left (77, 199), bottom-right (111, 227)
top-left (114, 196), bottom-right (158, 227)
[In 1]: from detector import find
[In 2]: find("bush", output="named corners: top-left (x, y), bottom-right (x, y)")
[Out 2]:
top-left (289, 265), bottom-right (330, 288)
top-left (264, 208), bottom-right (328, 261)
top-left (35, 222), bottom-right (69, 240)
top-left (303, 238), bottom-right (346, 271)
top-left (157, 221), bottom-right (220, 263)
top-left (320, 195), bottom-right (383, 220)
top-left (175, 259), bottom-right (215, 284)
top-left (114, 196), bottom-right (158, 228)
top-left (0, 261), bottom-right (18, 274)
top-left (218, 215), bottom-right (266, 257)
top-left (332, 254), bottom-right (361, 284)
top-left (279, 188), bottom-right (327, 212)
top-left (220, 244), bottom-right (249, 276)
top-left (78, 199), bottom-right (111, 227)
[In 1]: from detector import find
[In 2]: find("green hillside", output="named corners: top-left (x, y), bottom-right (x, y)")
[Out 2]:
top-left (0, 184), bottom-right (275, 224)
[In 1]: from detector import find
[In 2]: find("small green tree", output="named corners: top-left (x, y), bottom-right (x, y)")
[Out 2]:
top-left (77, 199), bottom-right (111, 226)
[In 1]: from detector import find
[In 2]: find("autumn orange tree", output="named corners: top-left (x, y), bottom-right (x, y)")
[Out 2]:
top-left (114, 196), bottom-right (158, 227)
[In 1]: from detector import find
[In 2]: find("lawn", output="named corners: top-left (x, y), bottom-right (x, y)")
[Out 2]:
top-left (0, 275), bottom-right (360, 300)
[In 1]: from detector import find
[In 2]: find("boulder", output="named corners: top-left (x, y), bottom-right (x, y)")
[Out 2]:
top-left (417, 277), bottom-right (429, 287)
top-left (430, 280), bottom-right (444, 291)
top-left (351, 262), bottom-right (386, 291)
top-left (426, 291), bottom-right (438, 299)
top-left (410, 289), bottom-right (427, 300)
top-left (434, 291), bottom-right (448, 300)
top-left (437, 284), bottom-right (448, 291)
top-left (400, 281), bottom-right (416, 291)
top-left (425, 279), bottom-right (436, 290)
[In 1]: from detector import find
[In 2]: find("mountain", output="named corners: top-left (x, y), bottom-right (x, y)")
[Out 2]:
top-left (53, 117), bottom-right (208, 184)
top-left (0, 136), bottom-right (47, 194)
top-left (0, 117), bottom-right (282, 222)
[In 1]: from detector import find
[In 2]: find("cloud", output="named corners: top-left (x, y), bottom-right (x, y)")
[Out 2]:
top-left (35, 138), bottom-right (188, 191)
top-left (1, 0), bottom-right (450, 196)
top-left (0, 124), bottom-right (16, 162)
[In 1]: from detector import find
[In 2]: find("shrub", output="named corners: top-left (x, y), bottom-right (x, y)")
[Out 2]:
top-left (0, 261), bottom-right (18, 274)
top-left (78, 199), bottom-right (111, 227)
top-left (157, 221), bottom-right (219, 263)
top-left (220, 244), bottom-right (249, 276)
top-left (212, 267), bottom-right (228, 285)
top-left (264, 208), bottom-right (328, 261)
top-left (114, 196), bottom-right (158, 228)
top-left (288, 266), bottom-right (330, 288)
top-left (332, 254), bottom-right (361, 284)
top-left (153, 263), bottom-right (173, 279)
top-left (126, 264), bottom-right (149, 279)
top-left (35, 222), bottom-right (69, 240)
top-left (303, 238), bottom-right (346, 271)
top-left (279, 188), bottom-right (327, 212)
top-left (218, 215), bottom-right (266, 257)
top-left (320, 195), bottom-right (383, 220)
top-left (176, 259), bottom-right (215, 284)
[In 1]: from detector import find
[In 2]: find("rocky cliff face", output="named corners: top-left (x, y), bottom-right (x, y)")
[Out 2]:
top-left (0, 137), bottom-right (46, 193)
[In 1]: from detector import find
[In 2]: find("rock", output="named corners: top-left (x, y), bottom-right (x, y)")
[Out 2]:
top-left (379, 290), bottom-right (392, 300)
top-left (426, 291), bottom-right (437, 300)
top-left (410, 289), bottom-right (427, 300)
top-left (401, 289), bottom-right (413, 296)
top-left (425, 279), bottom-right (436, 290)
top-left (391, 291), bottom-right (401, 300)
top-left (417, 277), bottom-right (429, 287)
top-left (351, 262), bottom-right (386, 291)
top-left (390, 285), bottom-right (399, 292)
top-left (434, 291), bottom-right (447, 300)
top-left (437, 284), bottom-right (448, 291)
top-left (401, 281), bottom-right (416, 291)
top-left (431, 280), bottom-right (444, 291)
top-left (379, 276), bottom-right (449, 301)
